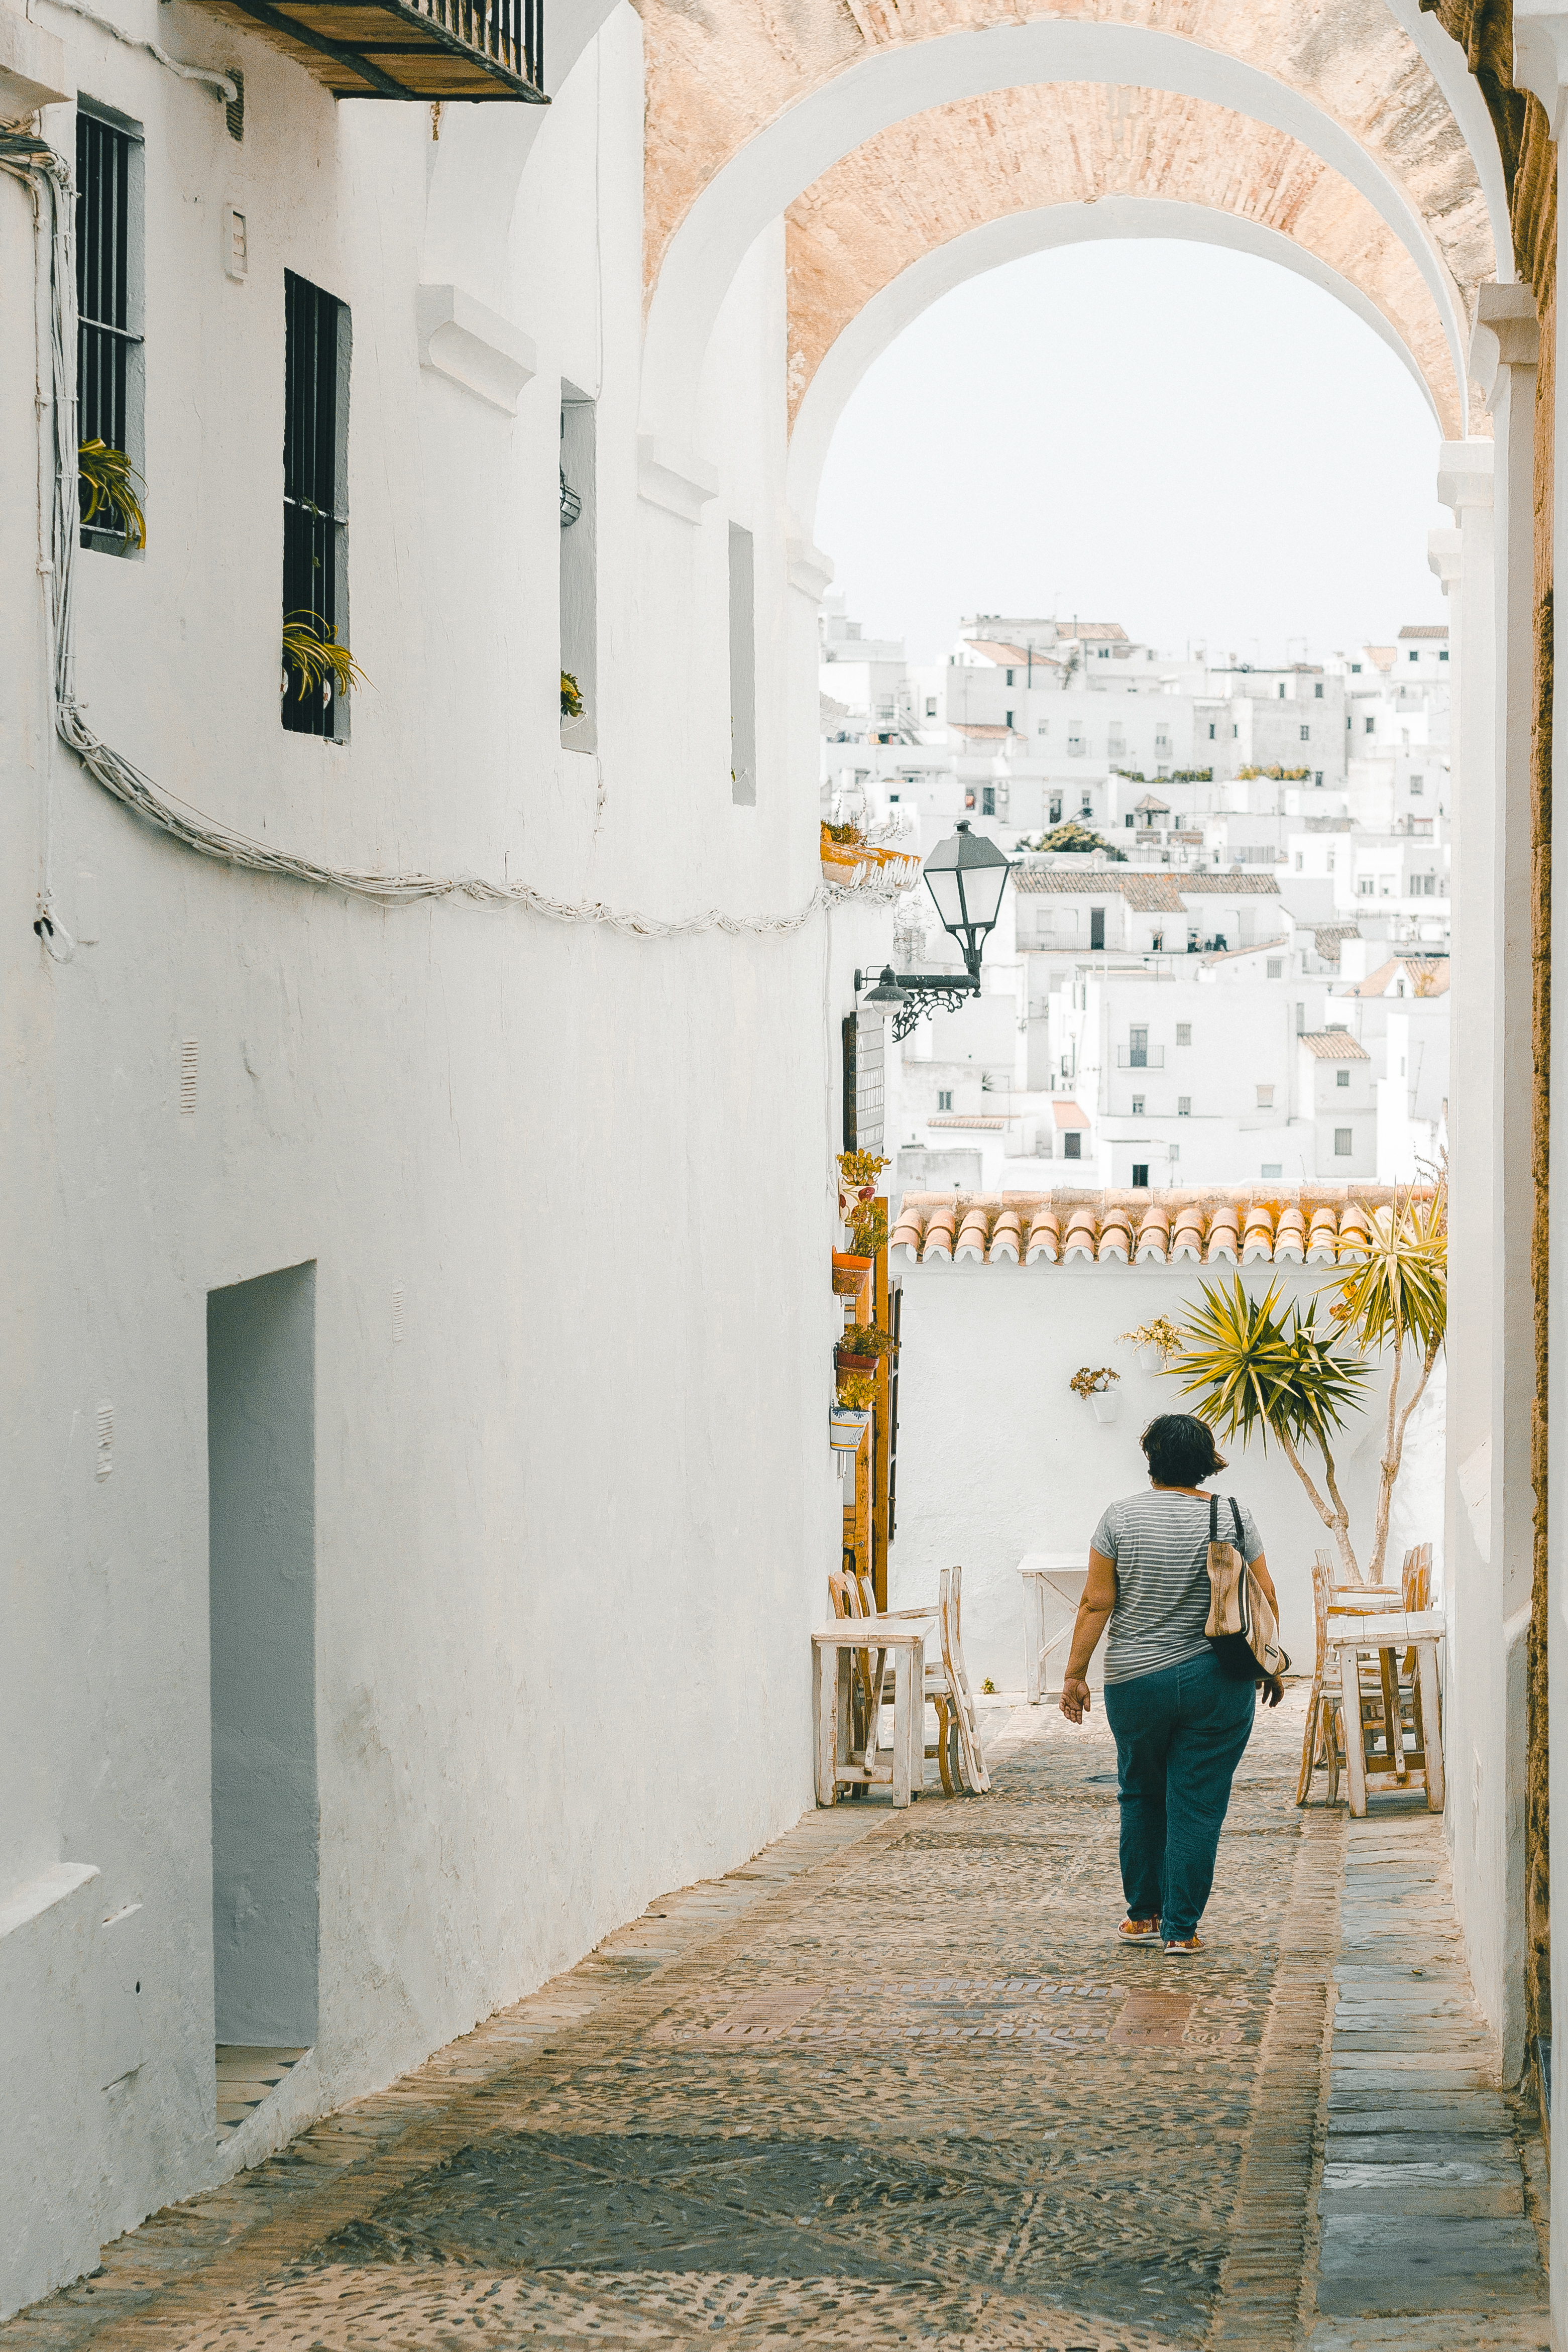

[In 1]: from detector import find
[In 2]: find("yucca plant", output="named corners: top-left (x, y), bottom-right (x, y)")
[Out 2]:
top-left (1166, 1276), bottom-right (1370, 1583)
top-left (281, 610), bottom-right (369, 706)
top-left (78, 438), bottom-right (146, 549)
top-left (1325, 1180), bottom-right (1447, 1584)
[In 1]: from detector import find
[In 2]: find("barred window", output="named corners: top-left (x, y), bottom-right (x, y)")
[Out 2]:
top-left (76, 102), bottom-right (145, 554)
top-left (283, 272), bottom-right (351, 739)
top-left (1334, 1128), bottom-right (1354, 1156)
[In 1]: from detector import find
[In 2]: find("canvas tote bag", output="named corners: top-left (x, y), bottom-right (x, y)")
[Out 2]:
top-left (1205, 1496), bottom-right (1290, 1683)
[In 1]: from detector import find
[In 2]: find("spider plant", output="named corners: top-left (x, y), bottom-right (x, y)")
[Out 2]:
top-left (78, 438), bottom-right (146, 549)
top-left (1323, 1179), bottom-right (1446, 1584)
top-left (281, 610), bottom-right (369, 706)
top-left (1165, 1276), bottom-right (1370, 1583)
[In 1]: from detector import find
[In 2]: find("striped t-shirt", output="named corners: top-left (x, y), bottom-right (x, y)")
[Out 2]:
top-left (1090, 1490), bottom-right (1264, 1685)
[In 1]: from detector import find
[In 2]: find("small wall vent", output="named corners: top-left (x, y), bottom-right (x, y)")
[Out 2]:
top-left (179, 1038), bottom-right (199, 1114)
top-left (392, 1286), bottom-right (405, 1345)
top-left (96, 1402), bottom-right (114, 1480)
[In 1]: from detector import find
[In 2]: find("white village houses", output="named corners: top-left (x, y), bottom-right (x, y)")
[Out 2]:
top-left (3, 0), bottom-right (1567, 2337)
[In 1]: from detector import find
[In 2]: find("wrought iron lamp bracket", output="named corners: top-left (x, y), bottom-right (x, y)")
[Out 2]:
top-left (855, 967), bottom-right (980, 1042)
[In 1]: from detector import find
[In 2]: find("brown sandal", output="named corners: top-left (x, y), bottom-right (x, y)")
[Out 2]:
top-left (1117, 1918), bottom-right (1163, 1946)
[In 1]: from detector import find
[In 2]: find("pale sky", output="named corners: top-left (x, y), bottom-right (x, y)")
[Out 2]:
top-left (814, 241), bottom-right (1451, 669)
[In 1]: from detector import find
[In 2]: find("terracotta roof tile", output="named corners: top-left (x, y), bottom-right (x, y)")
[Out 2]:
top-left (1300, 1030), bottom-right (1371, 1059)
top-left (965, 639), bottom-right (1063, 670)
top-left (951, 721), bottom-right (1019, 739)
top-left (1346, 956), bottom-right (1450, 998)
top-left (1013, 869), bottom-right (1281, 910)
top-left (889, 1185), bottom-right (1426, 1269)
top-left (1314, 923), bottom-right (1361, 965)
top-left (927, 1112), bottom-right (1011, 1129)
top-left (1202, 934), bottom-right (1290, 965)
top-left (1398, 624), bottom-right (1449, 640)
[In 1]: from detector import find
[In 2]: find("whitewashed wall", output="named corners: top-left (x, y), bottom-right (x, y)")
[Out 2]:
top-left (0, 8), bottom-right (893, 2316)
top-left (889, 1258), bottom-right (1443, 1696)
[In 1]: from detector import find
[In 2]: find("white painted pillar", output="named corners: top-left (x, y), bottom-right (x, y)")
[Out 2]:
top-left (1436, 436), bottom-right (1517, 2073)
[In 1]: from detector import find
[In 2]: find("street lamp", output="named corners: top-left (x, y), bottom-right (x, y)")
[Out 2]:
top-left (922, 820), bottom-right (1013, 979)
top-left (855, 821), bottom-right (1014, 1041)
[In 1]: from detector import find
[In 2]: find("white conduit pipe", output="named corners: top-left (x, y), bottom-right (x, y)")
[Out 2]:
top-left (38, 0), bottom-right (239, 104)
top-left (1, 129), bottom-right (910, 941)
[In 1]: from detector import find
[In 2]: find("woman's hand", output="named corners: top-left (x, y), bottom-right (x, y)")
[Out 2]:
top-left (1260, 1672), bottom-right (1285, 1709)
top-left (1059, 1675), bottom-right (1092, 1724)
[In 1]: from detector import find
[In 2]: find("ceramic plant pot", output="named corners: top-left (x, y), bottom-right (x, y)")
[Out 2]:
top-left (1091, 1392), bottom-right (1121, 1424)
top-left (1138, 1344), bottom-right (1166, 1374)
top-left (830, 1406), bottom-right (872, 1452)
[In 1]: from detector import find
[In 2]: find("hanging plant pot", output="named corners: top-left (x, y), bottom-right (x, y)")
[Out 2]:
top-left (835, 1346), bottom-right (878, 1378)
top-left (1091, 1392), bottom-right (1121, 1424)
top-left (1138, 1343), bottom-right (1166, 1374)
top-left (830, 1406), bottom-right (872, 1452)
top-left (833, 1251), bottom-right (873, 1298)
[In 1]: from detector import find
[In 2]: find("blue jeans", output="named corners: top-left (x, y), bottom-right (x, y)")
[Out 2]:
top-left (1102, 1649), bottom-right (1257, 1943)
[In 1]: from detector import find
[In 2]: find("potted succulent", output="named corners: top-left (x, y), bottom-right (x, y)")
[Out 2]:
top-left (1071, 1365), bottom-right (1122, 1423)
top-left (835, 1322), bottom-right (898, 1377)
top-left (1119, 1316), bottom-right (1185, 1374)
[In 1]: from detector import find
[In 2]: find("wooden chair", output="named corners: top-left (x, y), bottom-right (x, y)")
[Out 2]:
top-left (828, 1571), bottom-right (885, 1795)
top-left (1299, 1544), bottom-right (1434, 1805)
top-left (855, 1565), bottom-right (991, 1796)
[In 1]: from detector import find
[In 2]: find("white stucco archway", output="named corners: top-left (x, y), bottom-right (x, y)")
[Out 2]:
top-left (786, 195), bottom-right (1445, 542)
top-left (639, 18), bottom-right (1483, 446)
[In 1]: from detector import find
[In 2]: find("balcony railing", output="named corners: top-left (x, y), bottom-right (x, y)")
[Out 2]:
top-left (208, 0), bottom-right (545, 100)
top-left (1116, 1046), bottom-right (1165, 1068)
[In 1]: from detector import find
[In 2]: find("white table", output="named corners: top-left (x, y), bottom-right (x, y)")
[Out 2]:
top-left (1326, 1605), bottom-right (1446, 1817)
top-left (1019, 1553), bottom-right (1098, 1703)
top-left (812, 1616), bottom-right (934, 1807)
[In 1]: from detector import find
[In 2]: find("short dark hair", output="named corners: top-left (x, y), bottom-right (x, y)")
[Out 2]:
top-left (1142, 1413), bottom-right (1227, 1487)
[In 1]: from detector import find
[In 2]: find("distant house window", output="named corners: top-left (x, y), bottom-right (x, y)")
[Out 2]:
top-left (1299, 726), bottom-right (1310, 742)
top-left (1295, 1003), bottom-right (1305, 1033)
top-left (1410, 775), bottom-right (1424, 796)
top-left (937, 1090), bottom-right (953, 1110)
top-left (1080, 798), bottom-right (1093, 819)
top-left (1351, 663), bottom-right (1362, 674)
top-left (1125, 814), bottom-right (1135, 828)
top-left (1409, 650), bottom-right (1419, 663)
top-left (1440, 649), bottom-right (1448, 661)
top-left (1357, 877), bottom-right (1374, 896)
top-left (926, 697), bottom-right (937, 717)
top-left (1178, 1095), bottom-right (1191, 1116)
top-left (1208, 723), bottom-right (1216, 739)
top-left (1336, 1068), bottom-right (1350, 1087)
top-left (1049, 797), bottom-right (1062, 822)
top-left (1004, 711), bottom-right (1014, 730)
top-left (1231, 724), bottom-right (1238, 738)
top-left (1257, 1085), bottom-right (1274, 1108)
top-left (1132, 1162), bottom-right (1150, 1187)
top-left (1294, 852), bottom-right (1304, 872)
top-left (1176, 1024), bottom-right (1191, 1046)
top-left (1334, 1128), bottom-right (1353, 1156)
top-left (1064, 1130), bottom-right (1082, 1160)
top-left (1314, 683), bottom-right (1324, 699)
top-left (1365, 717), bottom-right (1375, 734)
top-left (1327, 852), bottom-right (1336, 873)
top-left (1132, 1096), bottom-right (1145, 1115)
top-left (1037, 723), bottom-right (1048, 736)
top-left (1278, 683), bottom-right (1286, 699)
top-left (1412, 874), bottom-right (1437, 895)
top-left (1097, 647), bottom-right (1109, 659)
top-left (1314, 771), bottom-right (1323, 786)
top-left (1261, 1162), bottom-right (1283, 1178)
top-left (1266, 958), bottom-right (1284, 978)
top-left (283, 270), bottom-right (352, 740)
top-left (1005, 669), bottom-right (1016, 686)
top-left (1129, 1026), bottom-right (1148, 1066)
top-left (1068, 733), bottom-right (1084, 755)
top-left (982, 786), bottom-right (996, 816)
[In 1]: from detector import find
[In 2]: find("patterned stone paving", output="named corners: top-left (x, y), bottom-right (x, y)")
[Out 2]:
top-left (0, 1696), bottom-right (1547, 2350)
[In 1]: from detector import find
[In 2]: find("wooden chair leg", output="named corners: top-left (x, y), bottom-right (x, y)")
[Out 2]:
top-left (932, 1696), bottom-right (955, 1796)
top-left (1325, 1697), bottom-right (1342, 1807)
top-left (1296, 1683), bottom-right (1321, 1807)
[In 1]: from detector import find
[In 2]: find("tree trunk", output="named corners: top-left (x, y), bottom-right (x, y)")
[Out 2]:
top-left (1278, 1426), bottom-right (1361, 1583)
top-left (1370, 1336), bottom-right (1442, 1587)
top-left (1367, 1333), bottom-right (1405, 1587)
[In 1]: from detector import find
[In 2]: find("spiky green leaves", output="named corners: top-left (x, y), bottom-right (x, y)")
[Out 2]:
top-left (1165, 1275), bottom-right (1369, 1454)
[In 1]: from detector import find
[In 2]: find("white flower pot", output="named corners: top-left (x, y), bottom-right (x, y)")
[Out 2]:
top-left (830, 1406), bottom-right (872, 1453)
top-left (1138, 1345), bottom-right (1165, 1374)
top-left (1090, 1392), bottom-right (1121, 1424)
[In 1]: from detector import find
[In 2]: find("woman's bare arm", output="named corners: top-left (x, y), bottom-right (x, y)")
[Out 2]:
top-left (1059, 1548), bottom-right (1117, 1724)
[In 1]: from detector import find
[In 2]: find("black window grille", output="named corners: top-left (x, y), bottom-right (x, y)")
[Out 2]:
top-left (76, 107), bottom-right (143, 548)
top-left (283, 272), bottom-right (350, 738)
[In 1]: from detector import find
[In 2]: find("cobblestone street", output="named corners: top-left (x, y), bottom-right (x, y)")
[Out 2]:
top-left (3, 1698), bottom-right (1548, 2351)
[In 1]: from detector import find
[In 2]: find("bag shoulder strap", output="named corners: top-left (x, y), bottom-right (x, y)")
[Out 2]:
top-left (1230, 1497), bottom-right (1245, 1552)
top-left (1208, 1493), bottom-right (1218, 1544)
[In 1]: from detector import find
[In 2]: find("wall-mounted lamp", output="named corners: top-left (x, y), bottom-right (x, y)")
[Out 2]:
top-left (855, 821), bottom-right (1013, 1042)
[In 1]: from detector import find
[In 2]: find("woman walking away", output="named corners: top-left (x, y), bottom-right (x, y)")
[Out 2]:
top-left (1059, 1412), bottom-right (1283, 1957)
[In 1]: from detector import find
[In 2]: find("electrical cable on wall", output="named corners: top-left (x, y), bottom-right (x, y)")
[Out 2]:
top-left (0, 130), bottom-right (911, 945)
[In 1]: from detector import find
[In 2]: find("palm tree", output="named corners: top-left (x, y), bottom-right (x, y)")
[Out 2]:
top-left (1166, 1181), bottom-right (1447, 1586)
top-left (1166, 1276), bottom-right (1371, 1582)
top-left (1325, 1181), bottom-right (1447, 1585)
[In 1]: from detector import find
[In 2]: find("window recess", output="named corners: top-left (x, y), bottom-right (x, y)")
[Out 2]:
top-left (76, 102), bottom-right (146, 556)
top-left (282, 271), bottom-right (351, 740)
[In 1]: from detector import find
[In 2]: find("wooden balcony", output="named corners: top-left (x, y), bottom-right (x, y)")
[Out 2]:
top-left (198, 0), bottom-right (544, 100)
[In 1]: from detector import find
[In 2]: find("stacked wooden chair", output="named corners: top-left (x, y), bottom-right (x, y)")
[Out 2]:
top-left (1297, 1542), bottom-right (1436, 1807)
top-left (827, 1564), bottom-right (990, 1796)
